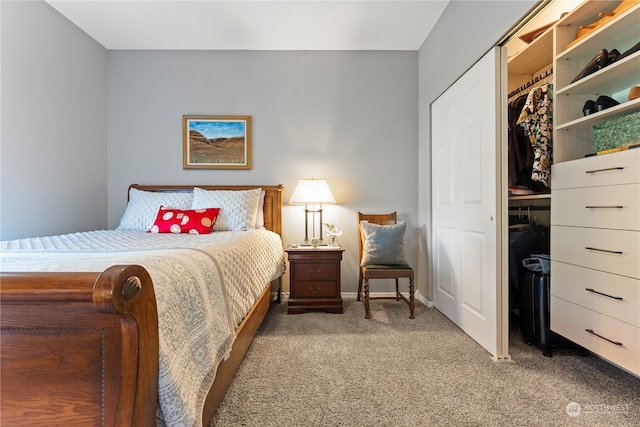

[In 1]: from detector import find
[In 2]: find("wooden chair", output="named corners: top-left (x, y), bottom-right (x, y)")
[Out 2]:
top-left (357, 212), bottom-right (415, 319)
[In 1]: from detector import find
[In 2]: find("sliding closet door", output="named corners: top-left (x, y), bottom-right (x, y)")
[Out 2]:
top-left (431, 47), bottom-right (507, 358)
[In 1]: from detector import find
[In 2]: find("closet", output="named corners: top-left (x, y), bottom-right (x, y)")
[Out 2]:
top-left (506, 0), bottom-right (640, 376)
top-left (505, 1), bottom-right (556, 326)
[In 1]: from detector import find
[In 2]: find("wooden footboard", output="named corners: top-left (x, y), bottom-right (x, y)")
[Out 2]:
top-left (0, 265), bottom-right (159, 427)
top-left (1, 268), bottom-right (280, 427)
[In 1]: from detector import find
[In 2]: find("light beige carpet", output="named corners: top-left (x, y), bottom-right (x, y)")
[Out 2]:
top-left (211, 298), bottom-right (640, 426)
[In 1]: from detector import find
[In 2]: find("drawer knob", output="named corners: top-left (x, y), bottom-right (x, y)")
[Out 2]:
top-left (585, 205), bottom-right (623, 209)
top-left (585, 246), bottom-right (623, 255)
top-left (585, 288), bottom-right (623, 301)
top-left (585, 329), bottom-right (623, 346)
top-left (585, 166), bottom-right (624, 174)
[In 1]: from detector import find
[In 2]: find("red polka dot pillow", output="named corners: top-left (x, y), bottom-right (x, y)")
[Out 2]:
top-left (148, 207), bottom-right (220, 234)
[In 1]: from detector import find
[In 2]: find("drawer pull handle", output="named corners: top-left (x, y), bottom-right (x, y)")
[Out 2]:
top-left (585, 205), bottom-right (623, 209)
top-left (585, 288), bottom-right (623, 300)
top-left (585, 246), bottom-right (623, 254)
top-left (585, 167), bottom-right (624, 174)
top-left (308, 268), bottom-right (323, 274)
top-left (308, 286), bottom-right (322, 294)
top-left (585, 329), bottom-right (623, 346)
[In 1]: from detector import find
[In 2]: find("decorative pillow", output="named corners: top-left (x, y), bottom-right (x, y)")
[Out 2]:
top-left (255, 189), bottom-right (266, 228)
top-left (360, 221), bottom-right (409, 266)
top-left (191, 187), bottom-right (262, 231)
top-left (116, 188), bottom-right (194, 231)
top-left (148, 207), bottom-right (220, 234)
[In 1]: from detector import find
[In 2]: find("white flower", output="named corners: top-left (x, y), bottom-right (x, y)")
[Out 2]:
top-left (323, 222), bottom-right (342, 236)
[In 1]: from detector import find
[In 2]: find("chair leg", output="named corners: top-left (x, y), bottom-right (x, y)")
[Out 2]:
top-left (357, 269), bottom-right (363, 302)
top-left (363, 277), bottom-right (371, 319)
top-left (409, 276), bottom-right (415, 319)
top-left (395, 278), bottom-right (400, 300)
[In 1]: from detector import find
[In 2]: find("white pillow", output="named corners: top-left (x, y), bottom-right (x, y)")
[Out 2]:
top-left (256, 189), bottom-right (265, 228)
top-left (191, 187), bottom-right (262, 231)
top-left (116, 188), bottom-right (194, 231)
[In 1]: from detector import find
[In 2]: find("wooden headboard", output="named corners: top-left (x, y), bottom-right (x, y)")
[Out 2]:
top-left (129, 184), bottom-right (284, 237)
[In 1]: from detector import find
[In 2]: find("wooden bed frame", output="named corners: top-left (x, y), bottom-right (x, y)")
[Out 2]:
top-left (0, 184), bottom-right (284, 427)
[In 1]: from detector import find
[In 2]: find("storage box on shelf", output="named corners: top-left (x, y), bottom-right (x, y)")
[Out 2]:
top-left (592, 111), bottom-right (640, 152)
top-left (553, 0), bottom-right (640, 163)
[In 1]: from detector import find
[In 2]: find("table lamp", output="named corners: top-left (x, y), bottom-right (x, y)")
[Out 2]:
top-left (289, 178), bottom-right (336, 246)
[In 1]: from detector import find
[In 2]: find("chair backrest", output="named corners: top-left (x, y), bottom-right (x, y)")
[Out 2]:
top-left (357, 212), bottom-right (397, 264)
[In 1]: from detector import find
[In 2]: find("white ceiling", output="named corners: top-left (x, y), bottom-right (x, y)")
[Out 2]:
top-left (45, 0), bottom-right (451, 51)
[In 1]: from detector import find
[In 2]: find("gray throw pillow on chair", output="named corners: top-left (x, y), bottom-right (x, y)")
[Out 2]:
top-left (360, 221), bottom-right (409, 266)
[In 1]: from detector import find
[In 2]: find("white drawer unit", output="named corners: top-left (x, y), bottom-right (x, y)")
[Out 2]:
top-left (551, 296), bottom-right (640, 376)
top-left (551, 149), bottom-right (640, 190)
top-left (551, 261), bottom-right (640, 327)
top-left (551, 150), bottom-right (640, 377)
top-left (551, 184), bottom-right (640, 230)
top-left (551, 226), bottom-right (640, 279)
top-left (547, 0), bottom-right (640, 377)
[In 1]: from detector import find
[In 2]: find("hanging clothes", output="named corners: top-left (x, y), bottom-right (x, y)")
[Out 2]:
top-left (508, 93), bottom-right (535, 188)
top-left (517, 83), bottom-right (553, 188)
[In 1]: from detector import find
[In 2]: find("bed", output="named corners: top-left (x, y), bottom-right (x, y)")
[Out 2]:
top-left (0, 184), bottom-right (286, 427)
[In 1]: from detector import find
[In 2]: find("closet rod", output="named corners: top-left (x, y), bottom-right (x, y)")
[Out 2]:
top-left (508, 67), bottom-right (553, 99)
top-left (508, 205), bottom-right (550, 211)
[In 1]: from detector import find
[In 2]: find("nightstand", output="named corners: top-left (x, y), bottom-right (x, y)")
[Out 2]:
top-left (286, 247), bottom-right (344, 314)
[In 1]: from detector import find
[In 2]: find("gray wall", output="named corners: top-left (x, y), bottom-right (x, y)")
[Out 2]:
top-left (416, 0), bottom-right (537, 299)
top-left (0, 0), bottom-right (538, 298)
top-left (0, 0), bottom-right (108, 240)
top-left (107, 50), bottom-right (418, 293)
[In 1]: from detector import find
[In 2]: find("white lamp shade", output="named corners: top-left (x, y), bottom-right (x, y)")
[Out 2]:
top-left (289, 179), bottom-right (336, 204)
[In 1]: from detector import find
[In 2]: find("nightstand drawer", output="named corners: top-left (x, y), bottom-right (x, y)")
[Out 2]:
top-left (293, 262), bottom-right (337, 281)
top-left (295, 281), bottom-right (338, 298)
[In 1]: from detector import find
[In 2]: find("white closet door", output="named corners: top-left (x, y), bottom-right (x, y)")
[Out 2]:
top-left (431, 47), bottom-right (505, 358)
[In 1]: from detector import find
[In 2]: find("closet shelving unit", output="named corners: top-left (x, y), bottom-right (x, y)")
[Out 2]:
top-left (508, 194), bottom-right (551, 201)
top-left (550, 0), bottom-right (640, 377)
top-left (553, 0), bottom-right (640, 162)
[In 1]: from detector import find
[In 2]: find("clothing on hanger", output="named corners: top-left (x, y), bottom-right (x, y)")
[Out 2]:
top-left (517, 83), bottom-right (553, 188)
top-left (508, 93), bottom-right (535, 188)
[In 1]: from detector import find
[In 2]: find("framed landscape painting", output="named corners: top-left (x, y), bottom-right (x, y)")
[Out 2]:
top-left (183, 115), bottom-right (252, 169)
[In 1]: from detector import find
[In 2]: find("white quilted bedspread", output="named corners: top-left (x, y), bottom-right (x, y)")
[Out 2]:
top-left (1, 229), bottom-right (286, 427)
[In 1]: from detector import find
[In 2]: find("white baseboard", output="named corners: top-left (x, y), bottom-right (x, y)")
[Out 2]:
top-left (416, 292), bottom-right (434, 308)
top-left (281, 291), bottom-right (435, 308)
top-left (340, 291), bottom-right (434, 308)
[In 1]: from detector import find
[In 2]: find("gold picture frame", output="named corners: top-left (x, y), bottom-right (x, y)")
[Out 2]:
top-left (183, 115), bottom-right (252, 169)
